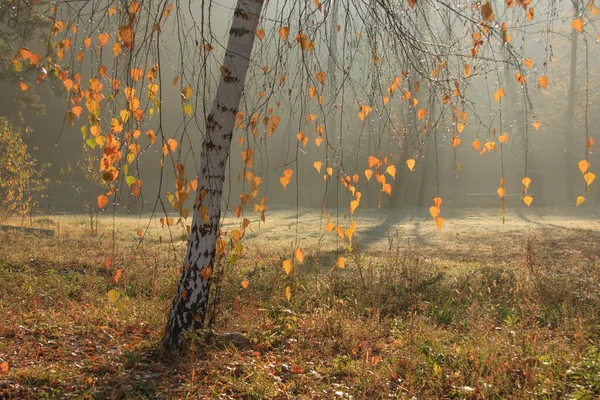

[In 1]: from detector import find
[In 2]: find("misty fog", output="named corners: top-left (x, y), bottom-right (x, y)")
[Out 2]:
top-left (2, 0), bottom-right (598, 219)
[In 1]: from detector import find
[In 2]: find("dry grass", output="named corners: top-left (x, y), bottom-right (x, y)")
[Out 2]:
top-left (0, 206), bottom-right (599, 399)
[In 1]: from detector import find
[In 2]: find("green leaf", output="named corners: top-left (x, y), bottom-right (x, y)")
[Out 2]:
top-left (183, 104), bottom-right (193, 116)
top-left (81, 125), bottom-right (88, 139)
top-left (126, 175), bottom-right (136, 187)
top-left (115, 298), bottom-right (126, 312)
top-left (108, 289), bottom-right (120, 303)
top-left (86, 137), bottom-right (97, 149)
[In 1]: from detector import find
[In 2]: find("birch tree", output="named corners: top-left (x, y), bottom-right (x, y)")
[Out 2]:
top-left (162, 0), bottom-right (264, 350)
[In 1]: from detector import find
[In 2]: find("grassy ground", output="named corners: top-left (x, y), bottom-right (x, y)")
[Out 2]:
top-left (0, 206), bottom-right (599, 399)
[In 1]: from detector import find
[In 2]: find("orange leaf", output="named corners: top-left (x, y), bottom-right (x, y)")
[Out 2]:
top-left (285, 286), bottom-right (292, 301)
top-left (19, 81), bottom-right (28, 91)
top-left (456, 123), bottom-right (465, 133)
top-left (406, 159), bottom-right (416, 171)
top-left (350, 200), bottom-right (359, 214)
top-left (499, 133), bottom-right (509, 144)
top-left (452, 136), bottom-right (461, 148)
top-left (315, 71), bottom-right (326, 84)
top-left (241, 280), bottom-right (249, 289)
top-left (283, 259), bottom-right (293, 275)
top-left (523, 195), bottom-right (533, 206)
top-left (435, 217), bottom-right (444, 231)
top-left (114, 269), bottom-right (122, 284)
top-left (497, 187), bottom-right (505, 198)
top-left (365, 169), bottom-right (373, 181)
top-left (588, 137), bottom-right (595, 152)
top-left (295, 248), bottom-right (304, 263)
top-left (533, 121), bottom-right (541, 130)
top-left (494, 87), bottom-right (504, 102)
top-left (256, 29), bottom-right (265, 40)
top-left (201, 268), bottom-right (212, 280)
top-left (515, 72), bottom-right (525, 85)
top-left (417, 108), bottom-right (427, 120)
top-left (137, 229), bottom-right (143, 237)
top-left (481, 2), bottom-right (494, 21)
top-left (579, 159), bottom-right (590, 174)
top-left (104, 257), bottom-right (111, 271)
top-left (433, 197), bottom-right (442, 208)
top-left (98, 33), bottom-right (109, 47)
top-left (576, 196), bottom-right (585, 206)
top-left (472, 139), bottom-right (481, 152)
top-left (538, 75), bottom-right (548, 89)
top-left (278, 26), bottom-right (290, 41)
top-left (522, 177), bottom-right (531, 191)
top-left (368, 156), bottom-right (382, 168)
top-left (382, 183), bottom-right (392, 196)
top-left (584, 171), bottom-right (595, 186)
top-left (0, 361), bottom-right (8, 373)
top-left (97, 195), bottom-right (109, 208)
top-left (337, 257), bottom-right (347, 269)
top-left (572, 18), bottom-right (584, 33)
top-left (280, 176), bottom-right (290, 189)
top-left (313, 161), bottom-right (322, 173)
top-left (523, 58), bottom-right (533, 68)
top-left (429, 206), bottom-right (440, 218)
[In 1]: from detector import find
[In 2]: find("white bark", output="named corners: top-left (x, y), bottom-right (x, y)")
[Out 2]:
top-left (164, 0), bottom-right (264, 350)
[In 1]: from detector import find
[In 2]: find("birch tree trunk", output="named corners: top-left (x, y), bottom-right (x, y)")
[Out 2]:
top-left (163, 0), bottom-right (264, 351)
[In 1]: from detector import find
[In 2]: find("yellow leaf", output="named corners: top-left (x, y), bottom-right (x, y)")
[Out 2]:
top-left (522, 177), bottom-right (531, 191)
top-left (283, 259), bottom-right (293, 275)
top-left (523, 195), bottom-right (533, 206)
top-left (406, 159), bottom-right (416, 171)
top-left (429, 206), bottom-right (440, 218)
top-left (313, 161), bottom-right (322, 173)
top-left (107, 289), bottom-right (120, 303)
top-left (326, 220), bottom-right (335, 233)
top-left (295, 248), bottom-right (304, 263)
top-left (241, 280), bottom-right (249, 289)
top-left (315, 137), bottom-right (323, 147)
top-left (579, 159), bottom-right (590, 174)
top-left (386, 165), bottom-right (396, 179)
top-left (576, 196), bottom-right (585, 206)
top-left (456, 123), bottom-right (465, 133)
top-left (365, 169), bottom-right (373, 181)
top-left (572, 18), bottom-right (584, 33)
top-left (97, 195), bottom-right (109, 208)
top-left (435, 217), bottom-right (444, 231)
top-left (285, 286), bottom-right (292, 301)
top-left (584, 171), bottom-right (595, 186)
top-left (337, 257), bottom-right (347, 269)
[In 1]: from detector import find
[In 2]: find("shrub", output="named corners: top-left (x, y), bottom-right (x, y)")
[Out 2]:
top-left (0, 117), bottom-right (47, 223)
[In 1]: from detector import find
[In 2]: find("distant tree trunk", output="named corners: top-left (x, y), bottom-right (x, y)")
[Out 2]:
top-left (565, 5), bottom-right (579, 202)
top-left (163, 0), bottom-right (263, 352)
